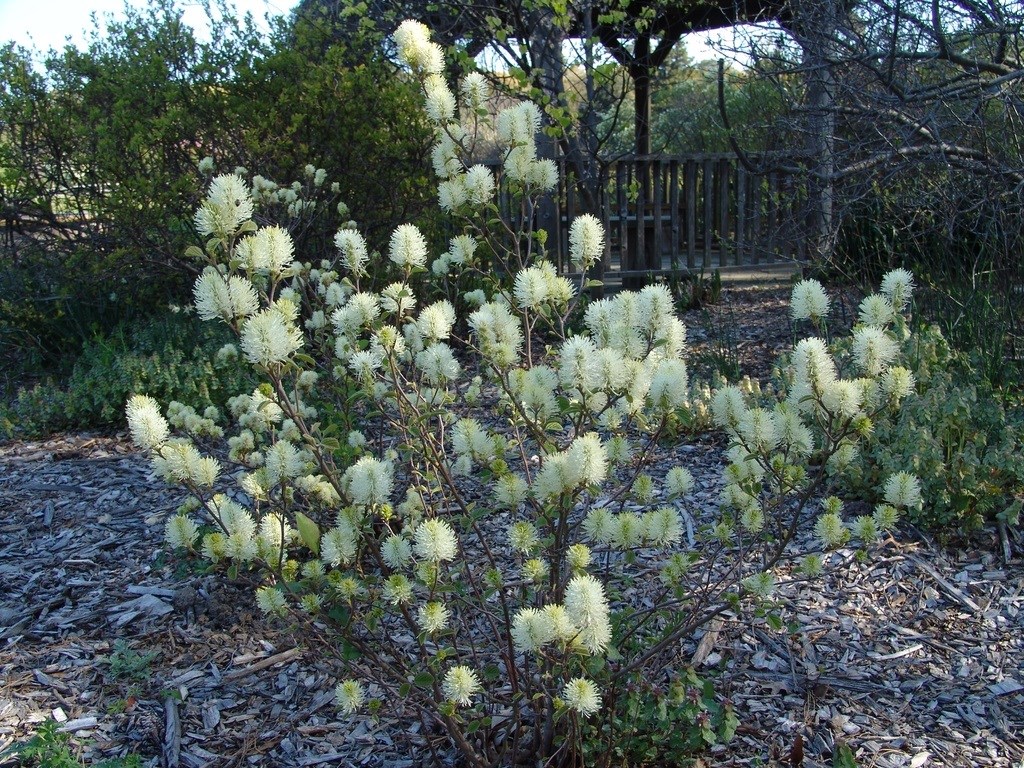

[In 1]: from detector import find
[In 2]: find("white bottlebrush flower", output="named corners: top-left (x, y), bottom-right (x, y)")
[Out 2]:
top-left (610, 511), bottom-right (645, 549)
top-left (460, 71), bottom-right (490, 109)
top-left (880, 268), bottom-right (915, 311)
top-left (792, 337), bottom-right (837, 388)
top-left (643, 507), bottom-right (683, 546)
top-left (790, 279), bottom-right (830, 321)
top-left (438, 177), bottom-right (468, 212)
top-left (255, 586), bottom-right (288, 617)
top-left (503, 144), bottom-right (536, 183)
top-left (431, 128), bottom-right (464, 179)
top-left (508, 521), bottom-right (540, 553)
top-left (126, 394), bottom-right (169, 451)
top-left (581, 507), bottom-right (615, 545)
top-left (237, 225), bottom-right (294, 276)
top-left (416, 300), bottom-right (456, 342)
top-left (852, 326), bottom-right (899, 376)
top-left (665, 466), bottom-right (695, 497)
top-left (193, 268), bottom-right (259, 323)
top-left (880, 366), bottom-right (916, 401)
top-left (740, 504), bottom-right (765, 533)
top-left (815, 511), bottom-right (849, 548)
top-left (165, 514), bottom-right (199, 549)
top-left (197, 156), bottom-right (215, 175)
top-left (240, 307), bottom-right (303, 367)
top-left (463, 164), bottom-right (495, 206)
top-left (511, 607), bottom-right (556, 652)
top-left (883, 472), bottom-right (922, 509)
top-left (559, 335), bottom-right (599, 391)
top-left (647, 358), bottom-right (689, 411)
top-left (348, 349), bottom-right (384, 381)
top-left (334, 229), bottom-right (369, 277)
top-left (418, 601), bottom-right (451, 634)
top-left (569, 214), bottom-right (604, 269)
top-left (389, 224), bottom-right (428, 270)
top-left (496, 102), bottom-right (541, 147)
top-left (414, 518), bottom-right (458, 562)
top-left (737, 409), bottom-right (774, 450)
top-left (416, 343), bottom-right (461, 386)
top-left (710, 385), bottom-right (747, 430)
top-left (321, 523), bottom-right (358, 566)
top-left (383, 574), bottom-right (414, 605)
top-left (451, 418), bottom-right (493, 461)
top-left (263, 439), bottom-right (304, 486)
top-left (381, 534), bottom-right (412, 570)
top-left (332, 291), bottom-right (382, 336)
top-left (563, 678), bottom-right (601, 717)
top-left (467, 301), bottom-right (523, 367)
top-left (442, 666), bottom-right (481, 707)
top-left (543, 605), bottom-right (578, 642)
top-left (446, 234), bottom-right (477, 265)
top-left (566, 543), bottom-right (592, 571)
top-left (195, 174), bottom-right (253, 238)
top-left (567, 433), bottom-right (608, 487)
top-left (636, 284), bottom-right (675, 334)
top-left (393, 19), bottom-right (444, 74)
top-left (873, 503), bottom-right (900, 531)
top-left (494, 474), bottom-right (529, 509)
top-left (564, 574), bottom-right (612, 654)
top-left (527, 158), bottom-right (558, 191)
top-left (202, 531), bottom-right (227, 561)
top-left (380, 282), bottom-right (417, 318)
top-left (773, 404), bottom-right (815, 456)
top-left (820, 379), bottom-right (864, 418)
top-left (858, 293), bottom-right (896, 328)
top-left (522, 558), bottom-right (549, 583)
top-left (344, 456), bottom-right (393, 507)
top-left (852, 515), bottom-right (878, 543)
top-left (532, 454), bottom-right (580, 500)
top-left (423, 74), bottom-right (456, 123)
top-left (335, 680), bottom-right (365, 715)
top-left (513, 265), bottom-right (552, 309)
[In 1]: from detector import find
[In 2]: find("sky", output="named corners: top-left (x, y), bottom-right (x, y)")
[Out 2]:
top-left (0, 0), bottom-right (743, 63)
top-left (0, 0), bottom-right (295, 53)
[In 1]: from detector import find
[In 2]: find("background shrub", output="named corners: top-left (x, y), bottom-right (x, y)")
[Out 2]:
top-left (0, 310), bottom-right (252, 438)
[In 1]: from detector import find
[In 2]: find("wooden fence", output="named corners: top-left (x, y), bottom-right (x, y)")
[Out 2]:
top-left (550, 154), bottom-right (811, 284)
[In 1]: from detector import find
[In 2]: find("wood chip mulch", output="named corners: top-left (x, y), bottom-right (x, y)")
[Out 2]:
top-left (1, 285), bottom-right (1022, 768)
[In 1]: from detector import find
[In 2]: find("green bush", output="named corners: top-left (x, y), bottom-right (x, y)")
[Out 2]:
top-left (840, 325), bottom-right (1024, 535)
top-left (0, 310), bottom-right (252, 437)
top-left (0, 0), bottom-right (436, 379)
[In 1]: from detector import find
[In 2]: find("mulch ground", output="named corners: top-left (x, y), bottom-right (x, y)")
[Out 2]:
top-left (1, 285), bottom-right (1022, 768)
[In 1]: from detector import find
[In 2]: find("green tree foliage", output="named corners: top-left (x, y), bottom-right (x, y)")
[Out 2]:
top-left (0, 0), bottom-right (435, 374)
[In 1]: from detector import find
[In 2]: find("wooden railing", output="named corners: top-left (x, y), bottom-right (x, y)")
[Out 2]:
top-left (550, 154), bottom-right (811, 284)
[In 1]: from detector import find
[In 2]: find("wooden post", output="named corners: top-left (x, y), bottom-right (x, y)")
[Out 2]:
top-left (652, 159), bottom-right (663, 272)
top-left (669, 160), bottom-right (680, 272)
top-left (685, 159), bottom-right (696, 270)
top-left (702, 158), bottom-right (714, 269)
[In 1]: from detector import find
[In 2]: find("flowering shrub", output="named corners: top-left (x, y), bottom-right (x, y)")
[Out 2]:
top-left (127, 21), bottom-right (926, 766)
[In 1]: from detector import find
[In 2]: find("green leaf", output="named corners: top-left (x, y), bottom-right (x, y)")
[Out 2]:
top-left (295, 511), bottom-right (321, 555)
top-left (184, 245), bottom-right (205, 261)
top-left (413, 671), bottom-right (435, 688)
top-left (833, 743), bottom-right (858, 768)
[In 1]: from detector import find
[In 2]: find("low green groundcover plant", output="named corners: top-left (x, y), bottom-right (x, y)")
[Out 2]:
top-left (0, 719), bottom-right (140, 768)
top-left (839, 325), bottom-right (1023, 534)
top-left (0, 310), bottom-right (252, 438)
top-left (125, 21), bottom-right (932, 767)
